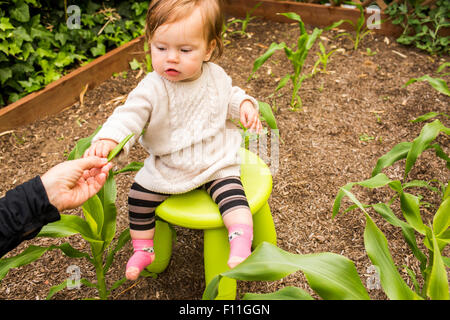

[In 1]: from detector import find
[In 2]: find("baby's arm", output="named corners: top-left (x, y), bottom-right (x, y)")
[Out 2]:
top-left (89, 76), bottom-right (155, 156)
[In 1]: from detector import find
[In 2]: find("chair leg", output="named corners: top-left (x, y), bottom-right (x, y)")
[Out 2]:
top-left (203, 227), bottom-right (237, 300)
top-left (145, 220), bottom-right (173, 274)
top-left (252, 201), bottom-right (277, 248)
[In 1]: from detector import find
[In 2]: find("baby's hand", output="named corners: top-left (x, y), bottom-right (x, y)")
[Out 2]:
top-left (240, 100), bottom-right (262, 133)
top-left (83, 139), bottom-right (118, 159)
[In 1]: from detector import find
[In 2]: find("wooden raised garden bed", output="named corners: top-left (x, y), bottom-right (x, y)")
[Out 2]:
top-left (0, 0), bottom-right (428, 133)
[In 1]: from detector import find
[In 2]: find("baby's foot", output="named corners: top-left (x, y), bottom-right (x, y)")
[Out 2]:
top-left (126, 239), bottom-right (155, 280)
top-left (227, 224), bottom-right (253, 268)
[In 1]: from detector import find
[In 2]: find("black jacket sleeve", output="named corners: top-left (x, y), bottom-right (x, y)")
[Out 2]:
top-left (0, 176), bottom-right (60, 258)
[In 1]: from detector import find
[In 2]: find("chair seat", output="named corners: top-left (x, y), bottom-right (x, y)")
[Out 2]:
top-left (155, 148), bottom-right (272, 229)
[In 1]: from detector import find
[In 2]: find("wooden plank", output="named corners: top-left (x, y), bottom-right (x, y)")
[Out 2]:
top-left (1, 1), bottom-right (446, 132)
top-left (0, 36), bottom-right (145, 133)
top-left (223, 0), bottom-right (403, 37)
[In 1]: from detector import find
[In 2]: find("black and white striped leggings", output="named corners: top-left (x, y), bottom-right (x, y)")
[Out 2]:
top-left (128, 176), bottom-right (250, 231)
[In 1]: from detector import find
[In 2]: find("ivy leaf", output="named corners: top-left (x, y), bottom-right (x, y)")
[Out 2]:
top-left (0, 17), bottom-right (14, 31)
top-left (10, 1), bottom-right (30, 23)
top-left (0, 68), bottom-right (12, 85)
top-left (90, 42), bottom-right (106, 57)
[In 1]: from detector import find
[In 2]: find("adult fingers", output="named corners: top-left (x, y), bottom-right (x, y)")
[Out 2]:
top-left (74, 156), bottom-right (108, 171)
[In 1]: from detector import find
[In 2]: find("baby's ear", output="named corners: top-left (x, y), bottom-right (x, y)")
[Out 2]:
top-left (205, 39), bottom-right (216, 61)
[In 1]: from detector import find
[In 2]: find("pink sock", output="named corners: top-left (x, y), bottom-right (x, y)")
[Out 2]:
top-left (126, 239), bottom-right (155, 274)
top-left (227, 224), bottom-right (253, 267)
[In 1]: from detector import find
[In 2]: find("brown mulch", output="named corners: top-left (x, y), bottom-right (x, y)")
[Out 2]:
top-left (0, 18), bottom-right (449, 300)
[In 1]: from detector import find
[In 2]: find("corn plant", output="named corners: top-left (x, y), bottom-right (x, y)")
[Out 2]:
top-left (404, 63), bottom-right (450, 97)
top-left (333, 118), bottom-right (450, 300)
top-left (248, 13), bottom-right (322, 110)
top-left (326, 2), bottom-right (373, 51)
top-left (223, 2), bottom-right (261, 38)
top-left (204, 117), bottom-right (449, 301)
top-left (311, 42), bottom-right (338, 75)
top-left (0, 128), bottom-right (148, 300)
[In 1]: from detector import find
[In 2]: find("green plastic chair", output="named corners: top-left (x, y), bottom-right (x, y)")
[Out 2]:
top-left (145, 148), bottom-right (277, 299)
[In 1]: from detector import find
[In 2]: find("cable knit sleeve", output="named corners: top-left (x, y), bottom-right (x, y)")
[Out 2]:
top-left (92, 74), bottom-right (157, 155)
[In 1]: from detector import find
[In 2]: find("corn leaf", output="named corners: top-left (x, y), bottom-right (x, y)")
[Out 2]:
top-left (67, 126), bottom-right (101, 160)
top-left (113, 161), bottom-right (144, 175)
top-left (46, 279), bottom-right (69, 300)
top-left (248, 42), bottom-right (286, 81)
top-left (0, 245), bottom-right (50, 280)
top-left (279, 12), bottom-right (306, 34)
top-left (203, 242), bottom-right (369, 300)
top-left (97, 171), bottom-right (117, 249)
top-left (82, 194), bottom-right (104, 237)
top-left (427, 229), bottom-right (449, 300)
top-left (0, 242), bottom-right (90, 282)
top-left (243, 286), bottom-right (314, 300)
top-left (405, 120), bottom-right (449, 178)
top-left (39, 214), bottom-right (93, 239)
top-left (371, 142), bottom-right (412, 177)
top-left (433, 197), bottom-right (450, 237)
top-left (107, 133), bottom-right (134, 162)
top-left (258, 101), bottom-right (278, 130)
top-left (404, 75), bottom-right (450, 96)
top-left (372, 203), bottom-right (427, 270)
top-left (333, 173), bottom-right (394, 218)
top-left (400, 192), bottom-right (426, 235)
top-left (341, 189), bottom-right (421, 300)
top-left (275, 74), bottom-right (291, 92)
top-left (104, 228), bottom-right (131, 273)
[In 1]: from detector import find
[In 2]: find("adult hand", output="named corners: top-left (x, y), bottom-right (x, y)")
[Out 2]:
top-left (41, 157), bottom-right (113, 212)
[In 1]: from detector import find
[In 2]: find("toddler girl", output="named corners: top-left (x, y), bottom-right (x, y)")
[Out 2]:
top-left (84, 0), bottom-right (262, 281)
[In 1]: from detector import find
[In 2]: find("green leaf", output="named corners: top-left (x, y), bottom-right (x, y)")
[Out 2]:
top-left (0, 245), bottom-right (50, 280)
top-left (362, 209), bottom-right (422, 300)
top-left (0, 68), bottom-right (12, 85)
top-left (90, 42), bottom-right (106, 57)
top-left (107, 133), bottom-right (134, 161)
top-left (10, 1), bottom-right (30, 23)
top-left (410, 112), bottom-right (440, 123)
top-left (129, 58), bottom-right (141, 70)
top-left (0, 17), bottom-right (14, 31)
top-left (427, 229), bottom-right (449, 300)
top-left (248, 42), bottom-right (286, 81)
top-left (82, 194), bottom-right (104, 237)
top-left (333, 173), bottom-right (394, 218)
top-left (113, 161), bottom-right (144, 175)
top-left (433, 197), bottom-right (450, 237)
top-left (372, 203), bottom-right (427, 269)
top-left (243, 286), bottom-right (314, 300)
top-left (58, 243), bottom-right (91, 261)
top-left (400, 192), bottom-right (426, 235)
top-left (38, 214), bottom-right (84, 238)
top-left (46, 279), bottom-right (68, 300)
top-left (404, 75), bottom-right (450, 96)
top-left (371, 142), bottom-right (412, 177)
top-left (97, 171), bottom-right (117, 249)
top-left (275, 74), bottom-right (291, 92)
top-left (67, 126), bottom-right (102, 160)
top-left (104, 228), bottom-right (130, 273)
top-left (405, 120), bottom-right (448, 178)
top-left (258, 101), bottom-right (278, 130)
top-left (203, 242), bottom-right (369, 300)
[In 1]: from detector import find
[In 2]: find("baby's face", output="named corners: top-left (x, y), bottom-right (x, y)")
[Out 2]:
top-left (150, 7), bottom-right (215, 82)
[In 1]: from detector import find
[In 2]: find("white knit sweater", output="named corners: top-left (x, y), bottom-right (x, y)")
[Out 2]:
top-left (93, 62), bottom-right (258, 194)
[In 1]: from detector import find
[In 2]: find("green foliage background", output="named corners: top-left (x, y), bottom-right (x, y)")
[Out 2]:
top-left (0, 0), bottom-right (149, 107)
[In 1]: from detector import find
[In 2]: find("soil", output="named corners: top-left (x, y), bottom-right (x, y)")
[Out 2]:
top-left (0, 18), bottom-right (449, 301)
